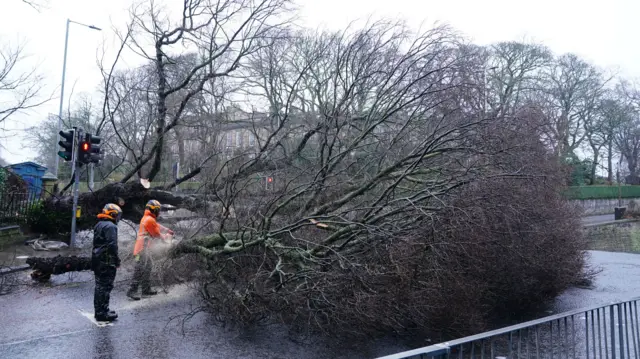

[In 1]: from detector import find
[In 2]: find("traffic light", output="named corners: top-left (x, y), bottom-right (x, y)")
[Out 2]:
top-left (58, 129), bottom-right (75, 161)
top-left (78, 135), bottom-right (91, 164)
top-left (78, 133), bottom-right (103, 164)
top-left (87, 133), bottom-right (102, 164)
top-left (265, 176), bottom-right (274, 191)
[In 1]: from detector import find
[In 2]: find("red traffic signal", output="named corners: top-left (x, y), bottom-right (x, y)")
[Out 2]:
top-left (81, 141), bottom-right (90, 152)
top-left (267, 177), bottom-right (273, 183)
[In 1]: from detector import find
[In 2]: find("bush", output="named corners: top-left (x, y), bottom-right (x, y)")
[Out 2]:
top-left (565, 185), bottom-right (640, 200)
top-left (25, 202), bottom-right (67, 237)
top-left (25, 202), bottom-right (93, 239)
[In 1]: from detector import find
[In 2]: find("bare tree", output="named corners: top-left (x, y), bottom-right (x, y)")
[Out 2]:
top-left (100, 0), bottom-right (292, 184)
top-left (538, 54), bottom-right (606, 157)
top-left (583, 88), bottom-right (629, 183)
top-left (486, 41), bottom-right (552, 117)
top-left (0, 41), bottom-right (49, 126)
top-left (614, 81), bottom-right (640, 183)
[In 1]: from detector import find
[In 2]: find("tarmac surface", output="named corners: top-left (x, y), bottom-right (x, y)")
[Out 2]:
top-left (2, 248), bottom-right (640, 358)
top-left (0, 270), bottom-right (395, 359)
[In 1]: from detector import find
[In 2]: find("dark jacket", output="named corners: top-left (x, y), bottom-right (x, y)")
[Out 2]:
top-left (92, 220), bottom-right (120, 268)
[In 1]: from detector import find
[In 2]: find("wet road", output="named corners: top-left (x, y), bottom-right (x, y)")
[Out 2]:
top-left (553, 250), bottom-right (640, 312)
top-left (2, 250), bottom-right (640, 359)
top-left (0, 272), bottom-right (397, 359)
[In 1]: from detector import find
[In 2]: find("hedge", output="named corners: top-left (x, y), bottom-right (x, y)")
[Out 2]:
top-left (565, 185), bottom-right (640, 200)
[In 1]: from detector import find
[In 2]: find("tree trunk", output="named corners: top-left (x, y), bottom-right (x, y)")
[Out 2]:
top-left (26, 255), bottom-right (92, 282)
top-left (176, 130), bottom-right (185, 171)
top-left (590, 151), bottom-right (598, 185)
top-left (607, 142), bottom-right (613, 184)
top-left (43, 180), bottom-right (216, 231)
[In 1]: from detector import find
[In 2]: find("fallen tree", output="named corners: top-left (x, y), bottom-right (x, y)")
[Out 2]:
top-left (26, 255), bottom-right (92, 282)
top-left (37, 180), bottom-right (217, 235)
top-left (21, 11), bottom-right (592, 342)
top-left (156, 25), bottom-right (591, 340)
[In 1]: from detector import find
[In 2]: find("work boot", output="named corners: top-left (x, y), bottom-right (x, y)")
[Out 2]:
top-left (126, 289), bottom-right (141, 301)
top-left (108, 310), bottom-right (118, 319)
top-left (95, 312), bottom-right (118, 322)
top-left (141, 289), bottom-right (158, 296)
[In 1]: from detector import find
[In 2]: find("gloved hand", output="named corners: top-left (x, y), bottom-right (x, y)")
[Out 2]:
top-left (135, 254), bottom-right (141, 262)
top-left (167, 229), bottom-right (174, 235)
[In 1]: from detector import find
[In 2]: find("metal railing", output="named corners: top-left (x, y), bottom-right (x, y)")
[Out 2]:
top-left (0, 190), bottom-right (40, 225)
top-left (377, 297), bottom-right (640, 359)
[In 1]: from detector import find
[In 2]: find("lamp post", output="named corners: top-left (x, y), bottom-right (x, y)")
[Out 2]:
top-left (54, 19), bottom-right (101, 178)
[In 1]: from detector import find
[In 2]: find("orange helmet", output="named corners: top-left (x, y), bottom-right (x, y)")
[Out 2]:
top-left (145, 199), bottom-right (161, 217)
top-left (97, 203), bottom-right (122, 223)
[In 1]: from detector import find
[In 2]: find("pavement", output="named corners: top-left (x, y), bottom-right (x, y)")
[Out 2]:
top-left (581, 214), bottom-right (640, 228)
top-left (581, 214), bottom-right (615, 226)
top-left (0, 271), bottom-right (394, 359)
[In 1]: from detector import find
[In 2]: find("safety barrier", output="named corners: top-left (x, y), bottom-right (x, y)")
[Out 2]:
top-left (377, 297), bottom-right (640, 359)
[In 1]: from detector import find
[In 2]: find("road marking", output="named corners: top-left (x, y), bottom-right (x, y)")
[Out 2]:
top-left (0, 329), bottom-right (92, 347)
top-left (77, 310), bottom-right (114, 327)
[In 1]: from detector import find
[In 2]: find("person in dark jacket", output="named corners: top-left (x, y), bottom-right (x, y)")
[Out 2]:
top-left (92, 203), bottom-right (123, 322)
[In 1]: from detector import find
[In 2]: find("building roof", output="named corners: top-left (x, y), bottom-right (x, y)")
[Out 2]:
top-left (42, 171), bottom-right (58, 180)
top-left (6, 161), bottom-right (47, 170)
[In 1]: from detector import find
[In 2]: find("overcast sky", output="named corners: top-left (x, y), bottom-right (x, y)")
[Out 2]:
top-left (1, 0), bottom-right (638, 165)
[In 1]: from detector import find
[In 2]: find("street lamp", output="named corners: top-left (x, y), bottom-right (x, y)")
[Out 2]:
top-left (54, 19), bottom-right (102, 178)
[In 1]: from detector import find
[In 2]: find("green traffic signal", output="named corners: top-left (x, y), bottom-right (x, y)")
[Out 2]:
top-left (57, 151), bottom-right (71, 161)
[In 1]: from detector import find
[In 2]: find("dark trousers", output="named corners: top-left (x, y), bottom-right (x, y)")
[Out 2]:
top-left (93, 264), bottom-right (116, 315)
top-left (129, 251), bottom-right (152, 293)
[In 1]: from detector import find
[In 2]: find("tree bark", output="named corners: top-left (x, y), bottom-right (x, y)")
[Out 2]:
top-left (607, 141), bottom-right (613, 183)
top-left (176, 129), bottom-right (185, 172)
top-left (590, 152), bottom-right (598, 185)
top-left (26, 255), bottom-right (92, 282)
top-left (44, 180), bottom-right (216, 231)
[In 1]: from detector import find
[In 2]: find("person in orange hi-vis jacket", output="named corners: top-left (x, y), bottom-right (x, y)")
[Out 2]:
top-left (126, 199), bottom-right (174, 300)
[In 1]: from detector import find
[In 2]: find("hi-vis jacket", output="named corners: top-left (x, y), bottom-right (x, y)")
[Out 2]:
top-left (133, 209), bottom-right (169, 256)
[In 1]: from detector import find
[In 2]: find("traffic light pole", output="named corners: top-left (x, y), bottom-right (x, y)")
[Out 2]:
top-left (70, 127), bottom-right (83, 248)
top-left (89, 164), bottom-right (94, 191)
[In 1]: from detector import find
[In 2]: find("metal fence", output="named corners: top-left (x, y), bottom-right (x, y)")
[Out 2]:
top-left (0, 190), bottom-right (40, 224)
top-left (377, 297), bottom-right (640, 359)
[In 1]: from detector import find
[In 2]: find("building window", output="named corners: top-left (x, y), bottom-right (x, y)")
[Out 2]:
top-left (236, 131), bottom-right (243, 148)
top-left (226, 132), bottom-right (234, 147)
top-left (249, 133), bottom-right (256, 147)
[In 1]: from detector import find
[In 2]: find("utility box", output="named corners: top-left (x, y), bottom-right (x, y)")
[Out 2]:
top-left (615, 207), bottom-right (626, 220)
top-left (41, 171), bottom-right (58, 198)
top-left (5, 161), bottom-right (48, 198)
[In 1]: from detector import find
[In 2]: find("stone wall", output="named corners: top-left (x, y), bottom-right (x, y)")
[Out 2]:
top-left (570, 198), bottom-right (640, 215)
